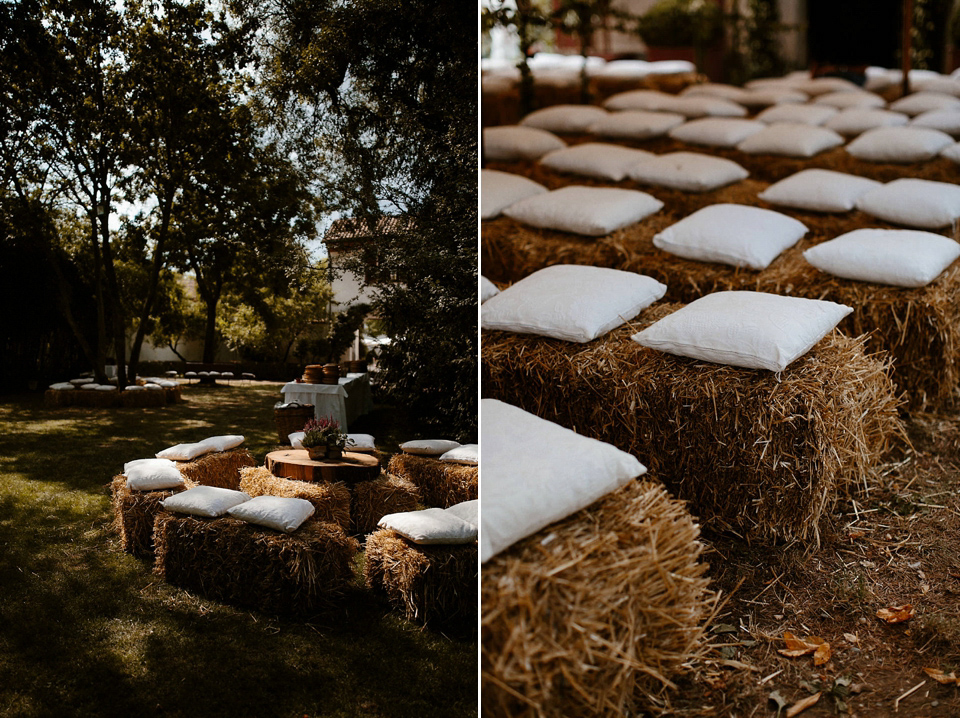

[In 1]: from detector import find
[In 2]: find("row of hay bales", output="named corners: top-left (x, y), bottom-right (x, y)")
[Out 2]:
top-left (46, 385), bottom-right (182, 408)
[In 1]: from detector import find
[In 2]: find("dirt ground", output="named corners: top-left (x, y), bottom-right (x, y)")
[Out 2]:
top-left (657, 411), bottom-right (960, 718)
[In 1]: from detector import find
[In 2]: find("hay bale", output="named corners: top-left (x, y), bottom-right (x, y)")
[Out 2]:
top-left (120, 389), bottom-right (166, 408)
top-left (164, 385), bottom-right (182, 404)
top-left (153, 513), bottom-right (359, 614)
top-left (482, 478), bottom-right (715, 717)
top-left (350, 472), bottom-right (421, 536)
top-left (239, 466), bottom-right (351, 530)
top-left (386, 453), bottom-right (478, 508)
top-left (44, 389), bottom-right (75, 408)
top-left (482, 304), bottom-right (905, 543)
top-left (364, 529), bottom-right (477, 626)
top-left (110, 474), bottom-right (191, 558)
top-left (174, 448), bottom-right (257, 490)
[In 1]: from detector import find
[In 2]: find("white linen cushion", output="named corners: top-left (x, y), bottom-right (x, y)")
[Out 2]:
top-left (227, 495), bottom-right (315, 533)
top-left (288, 431), bottom-right (305, 449)
top-left (198, 435), bottom-right (245, 452)
top-left (156, 442), bottom-right (214, 461)
top-left (345, 433), bottom-right (376, 452)
top-left (913, 76), bottom-right (960, 97)
top-left (162, 485), bottom-right (252, 517)
top-left (480, 275), bottom-right (500, 303)
top-left (755, 104), bottom-right (839, 126)
top-left (439, 443), bottom-right (479, 465)
top-left (80, 383), bottom-right (100, 390)
top-left (627, 151), bottom-right (749, 192)
top-left (736, 123), bottom-right (844, 157)
top-left (631, 291), bottom-right (853, 372)
top-left (401, 439), bottom-right (461, 456)
top-left (909, 109), bottom-right (960, 137)
top-left (70, 377), bottom-right (95, 385)
top-left (480, 264), bottom-right (666, 343)
top-left (94, 385), bottom-right (117, 391)
top-left (482, 126), bottom-right (567, 161)
top-left (144, 383), bottom-right (162, 391)
top-left (519, 104), bottom-right (609, 133)
top-left (824, 108), bottom-right (909, 137)
top-left (856, 178), bottom-right (960, 228)
top-left (738, 88), bottom-right (809, 108)
top-left (588, 110), bottom-right (685, 139)
top-left (481, 398), bottom-right (646, 562)
top-left (124, 385), bottom-right (145, 391)
top-left (538, 143), bottom-right (655, 181)
top-left (445, 499), bottom-right (478, 528)
top-left (602, 89), bottom-right (674, 112)
top-left (124, 459), bottom-right (185, 492)
top-left (378, 507), bottom-right (477, 545)
top-left (758, 169), bottom-right (883, 212)
top-left (889, 92), bottom-right (960, 116)
top-left (481, 169), bottom-right (548, 220)
top-left (502, 185), bottom-right (663, 236)
top-left (658, 95), bottom-right (748, 119)
top-left (803, 229), bottom-right (960, 288)
top-left (667, 118), bottom-right (766, 148)
top-left (679, 83), bottom-right (751, 103)
top-left (794, 77), bottom-right (862, 96)
top-left (845, 126), bottom-right (954, 163)
top-left (48, 382), bottom-right (74, 390)
top-left (653, 204), bottom-right (807, 270)
top-left (941, 142), bottom-right (960, 163)
top-left (813, 91), bottom-right (886, 109)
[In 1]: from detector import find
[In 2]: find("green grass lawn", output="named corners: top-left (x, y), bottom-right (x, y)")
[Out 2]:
top-left (0, 382), bottom-right (477, 718)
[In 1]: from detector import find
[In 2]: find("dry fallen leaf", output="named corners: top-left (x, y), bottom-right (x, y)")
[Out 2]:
top-left (813, 642), bottom-right (832, 666)
top-left (786, 691), bottom-right (821, 718)
top-left (843, 632), bottom-right (859, 644)
top-left (876, 604), bottom-right (915, 623)
top-left (923, 667), bottom-right (959, 685)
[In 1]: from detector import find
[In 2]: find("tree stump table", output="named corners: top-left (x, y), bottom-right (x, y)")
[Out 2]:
top-left (265, 449), bottom-right (380, 484)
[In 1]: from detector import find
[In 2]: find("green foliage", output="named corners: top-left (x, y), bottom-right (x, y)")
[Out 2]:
top-left (296, 303), bottom-right (370, 364)
top-left (637, 0), bottom-right (724, 47)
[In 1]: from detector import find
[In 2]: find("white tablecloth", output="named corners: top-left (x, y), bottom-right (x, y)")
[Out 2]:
top-left (280, 373), bottom-right (373, 430)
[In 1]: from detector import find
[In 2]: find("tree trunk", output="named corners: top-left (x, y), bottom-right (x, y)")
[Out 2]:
top-left (202, 295), bottom-right (219, 364)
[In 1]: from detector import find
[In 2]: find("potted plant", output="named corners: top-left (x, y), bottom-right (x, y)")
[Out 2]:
top-left (301, 416), bottom-right (347, 461)
top-left (636, 0), bottom-right (725, 80)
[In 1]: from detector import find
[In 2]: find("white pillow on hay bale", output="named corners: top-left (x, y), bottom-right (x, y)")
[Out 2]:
top-left (679, 83), bottom-right (752, 103)
top-left (445, 499), bottom-right (478, 527)
top-left (95, 385), bottom-right (117, 391)
top-left (912, 76), bottom-right (960, 97)
top-left (481, 398), bottom-right (646, 563)
top-left (602, 89), bottom-right (674, 112)
top-left (439, 443), bottom-right (478, 465)
top-left (239, 466), bottom-right (351, 530)
top-left (48, 382), bottom-right (74, 390)
top-left (70, 377), bottom-right (95, 385)
top-left (803, 229), bottom-right (960, 288)
top-left (377, 507), bottom-right (477, 545)
top-left (144, 383), bottom-right (163, 391)
top-left (537, 143), bottom-right (655, 181)
top-left (653, 204), bottom-right (807, 270)
top-left (909, 109), bottom-right (960, 137)
top-left (889, 92), bottom-right (960, 117)
top-left (824, 108), bottom-right (909, 137)
top-left (481, 264), bottom-right (666, 343)
top-left (518, 104), bottom-right (609, 134)
top-left (400, 439), bottom-right (461, 456)
top-left (124, 385), bottom-right (145, 391)
top-left (228, 495), bottom-right (315, 534)
top-left (755, 103), bottom-right (838, 126)
top-left (845, 126), bottom-right (954, 163)
top-left (626, 151), bottom-right (749, 192)
top-left (657, 95), bottom-right (748, 119)
top-left (161, 485), bottom-right (251, 517)
top-left (80, 383), bottom-right (99, 391)
top-left (480, 276), bottom-right (500, 303)
top-left (736, 123), bottom-right (845, 158)
top-left (502, 185), bottom-right (663, 236)
top-left (482, 125), bottom-right (566, 162)
top-left (667, 117), bottom-right (766, 148)
top-left (812, 90), bottom-right (886, 109)
top-left (480, 169), bottom-right (547, 220)
top-left (588, 109), bottom-right (685, 139)
top-left (738, 87), bottom-right (808, 109)
top-left (632, 291), bottom-right (853, 372)
top-left (156, 434), bottom-right (244, 461)
top-left (124, 459), bottom-right (184, 491)
top-left (941, 142), bottom-right (960, 164)
top-left (758, 169), bottom-right (883, 213)
top-left (345, 433), bottom-right (376, 452)
top-left (856, 178), bottom-right (960, 228)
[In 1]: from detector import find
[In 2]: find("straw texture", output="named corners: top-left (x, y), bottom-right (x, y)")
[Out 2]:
top-left (386, 453), bottom-right (478, 508)
top-left (350, 472), bottom-right (421, 536)
top-left (239, 466), bottom-right (351, 531)
top-left (175, 448), bottom-right (256, 490)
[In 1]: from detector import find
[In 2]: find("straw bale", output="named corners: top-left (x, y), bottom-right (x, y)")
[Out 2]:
top-left (239, 466), bottom-right (351, 530)
top-left (349, 472), bottom-right (421, 536)
top-left (164, 385), bottom-right (182, 404)
top-left (482, 305), bottom-right (905, 543)
top-left (43, 389), bottom-right (75, 408)
top-left (110, 474), bottom-right (191, 558)
top-left (364, 529), bottom-right (477, 626)
top-left (386, 453), bottom-right (478, 508)
top-left (119, 389), bottom-right (165, 408)
top-left (482, 478), bottom-right (715, 717)
top-left (153, 513), bottom-right (360, 614)
top-left (174, 448), bottom-right (256, 491)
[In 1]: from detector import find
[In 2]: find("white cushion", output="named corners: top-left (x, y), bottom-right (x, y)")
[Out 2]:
top-left (162, 485), bottom-right (252, 517)
top-left (758, 169), bottom-right (883, 213)
top-left (288, 431), bottom-right (305, 449)
top-left (439, 443), bottom-right (479, 465)
top-left (124, 385), bottom-right (145, 391)
top-left (756, 104), bottom-right (838, 126)
top-left (941, 142), bottom-right (960, 164)
top-left (913, 76), bottom-right (960, 97)
top-left (738, 88), bottom-right (809, 108)
top-left (588, 110), bottom-right (685, 139)
top-left (793, 77), bottom-right (862, 96)
top-left (889, 92), bottom-right (960, 116)
top-left (679, 83), bottom-right (751, 103)
top-left (483, 126), bottom-right (567, 161)
top-left (627, 151), bottom-right (749, 192)
top-left (909, 109), bottom-right (960, 137)
top-left (631, 291), bottom-right (853, 372)
top-left (668, 118), bottom-right (765, 148)
top-left (156, 442), bottom-right (214, 461)
top-left (378, 507), bottom-right (477, 545)
top-left (602, 89), bottom-right (674, 112)
top-left (145, 383), bottom-right (163, 391)
top-left (653, 204), bottom-right (807, 270)
top-left (227, 495), bottom-right (315, 533)
top-left (124, 459), bottom-right (184, 491)
top-left (658, 95), bottom-right (748, 119)
top-left (737, 123), bottom-right (844, 158)
top-left (813, 91), bottom-right (886, 109)
top-left (856, 178), bottom-right (960, 228)
top-left (95, 385), bottom-right (117, 391)
top-left (80, 383), bottom-right (100, 390)
top-left (70, 377), bottom-right (95, 385)
top-left (481, 264), bottom-right (666, 343)
top-left (480, 276), bottom-right (500, 303)
top-left (538, 143), bottom-right (655, 181)
top-left (48, 382), bottom-right (74, 390)
top-left (401, 439), bottom-right (461, 456)
top-left (803, 229), bottom-right (960, 288)
top-left (158, 380), bottom-right (177, 388)
top-left (481, 398), bottom-right (646, 562)
top-left (845, 126), bottom-right (954, 163)
top-left (824, 108), bottom-right (909, 137)
top-left (519, 104), bottom-right (609, 133)
top-left (198, 435), bottom-right (244, 452)
top-left (481, 169), bottom-right (547, 220)
top-left (502, 185), bottom-right (663, 236)
top-left (345, 433), bottom-right (376, 452)
top-left (445, 499), bottom-right (478, 528)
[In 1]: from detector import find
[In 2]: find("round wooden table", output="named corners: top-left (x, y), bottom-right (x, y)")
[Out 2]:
top-left (265, 449), bottom-right (380, 483)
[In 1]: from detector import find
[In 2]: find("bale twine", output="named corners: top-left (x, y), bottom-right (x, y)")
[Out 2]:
top-left (364, 529), bottom-right (477, 627)
top-left (350, 472), bottom-right (421, 536)
top-left (110, 475), bottom-right (192, 558)
top-left (239, 466), bottom-right (351, 531)
top-left (386, 453), bottom-right (478, 508)
top-left (174, 448), bottom-right (257, 491)
top-left (482, 478), bottom-right (715, 718)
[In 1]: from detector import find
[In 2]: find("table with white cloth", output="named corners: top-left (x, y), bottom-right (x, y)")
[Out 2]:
top-left (280, 373), bottom-right (374, 430)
